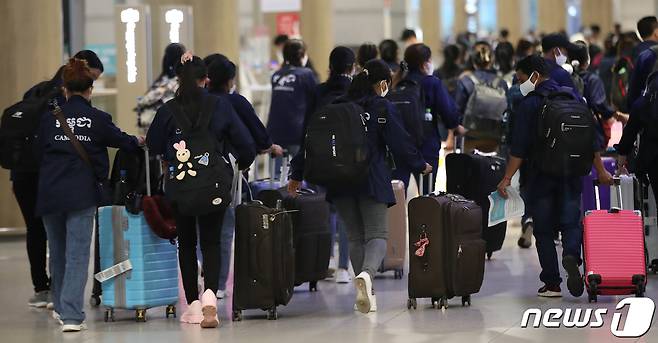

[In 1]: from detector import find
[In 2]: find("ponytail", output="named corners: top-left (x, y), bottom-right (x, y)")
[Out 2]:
top-left (175, 56), bottom-right (207, 104)
top-left (347, 59), bottom-right (392, 99)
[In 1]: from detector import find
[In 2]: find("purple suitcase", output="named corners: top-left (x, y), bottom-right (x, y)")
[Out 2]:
top-left (581, 157), bottom-right (616, 211)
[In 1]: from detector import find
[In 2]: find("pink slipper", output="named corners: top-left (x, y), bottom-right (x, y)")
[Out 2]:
top-left (200, 289), bottom-right (219, 328)
top-left (180, 300), bottom-right (203, 324)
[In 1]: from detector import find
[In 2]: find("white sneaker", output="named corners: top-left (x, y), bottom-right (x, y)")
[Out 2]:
top-left (354, 272), bottom-right (374, 314)
top-left (216, 289), bottom-right (226, 299)
top-left (62, 322), bottom-right (87, 332)
top-left (46, 302), bottom-right (54, 310)
top-left (52, 311), bottom-right (63, 325)
top-left (336, 268), bottom-right (351, 284)
top-left (353, 293), bottom-right (377, 312)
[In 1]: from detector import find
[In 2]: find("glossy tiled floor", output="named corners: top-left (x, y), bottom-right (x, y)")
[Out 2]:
top-left (1, 222), bottom-right (657, 343)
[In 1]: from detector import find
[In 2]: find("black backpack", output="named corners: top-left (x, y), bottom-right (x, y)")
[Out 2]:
top-left (0, 82), bottom-right (58, 171)
top-left (386, 79), bottom-right (426, 147)
top-left (303, 100), bottom-right (373, 188)
top-left (164, 96), bottom-right (233, 216)
top-left (533, 90), bottom-right (596, 177)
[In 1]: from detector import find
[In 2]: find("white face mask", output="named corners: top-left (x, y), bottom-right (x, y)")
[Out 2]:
top-left (555, 48), bottom-right (568, 66)
top-left (561, 63), bottom-right (574, 75)
top-left (229, 84), bottom-right (237, 94)
top-left (425, 61), bottom-right (435, 76)
top-left (301, 54), bottom-right (309, 67)
top-left (380, 81), bottom-right (389, 97)
top-left (520, 72), bottom-right (537, 97)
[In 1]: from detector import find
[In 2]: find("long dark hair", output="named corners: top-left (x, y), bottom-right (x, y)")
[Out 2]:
top-left (357, 43), bottom-right (378, 68)
top-left (395, 43), bottom-right (431, 82)
top-left (207, 57), bottom-right (236, 93)
top-left (161, 43), bottom-right (186, 79)
top-left (175, 56), bottom-right (207, 104)
top-left (495, 42), bottom-right (515, 74)
top-left (347, 59), bottom-right (391, 99)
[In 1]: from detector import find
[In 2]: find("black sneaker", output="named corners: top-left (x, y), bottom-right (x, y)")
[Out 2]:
top-left (518, 220), bottom-right (533, 248)
top-left (537, 284), bottom-right (562, 297)
top-left (562, 255), bottom-right (584, 297)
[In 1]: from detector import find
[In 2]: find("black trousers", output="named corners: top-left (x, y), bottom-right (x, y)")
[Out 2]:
top-left (647, 158), bottom-right (658, 208)
top-left (12, 172), bottom-right (50, 292)
top-left (174, 207), bottom-right (226, 304)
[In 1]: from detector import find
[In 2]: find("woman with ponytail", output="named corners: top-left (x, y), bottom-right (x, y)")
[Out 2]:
top-left (36, 58), bottom-right (141, 332)
top-left (289, 59), bottom-right (430, 314)
top-left (392, 43), bottom-right (465, 195)
top-left (147, 55), bottom-right (256, 328)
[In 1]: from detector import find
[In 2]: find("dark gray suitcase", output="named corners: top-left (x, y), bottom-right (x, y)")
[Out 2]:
top-left (258, 187), bottom-right (331, 292)
top-left (232, 201), bottom-right (295, 321)
top-left (407, 174), bottom-right (486, 310)
top-left (446, 150), bottom-right (507, 259)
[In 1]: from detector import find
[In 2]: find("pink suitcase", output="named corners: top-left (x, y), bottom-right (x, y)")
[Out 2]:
top-left (583, 178), bottom-right (647, 302)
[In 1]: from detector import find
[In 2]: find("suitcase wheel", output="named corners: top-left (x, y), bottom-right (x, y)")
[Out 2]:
top-left (89, 295), bottom-right (101, 307)
top-left (486, 252), bottom-right (493, 260)
top-left (461, 295), bottom-right (471, 307)
top-left (407, 298), bottom-right (417, 310)
top-left (633, 275), bottom-right (646, 297)
top-left (394, 270), bottom-right (404, 279)
top-left (104, 308), bottom-right (115, 322)
top-left (309, 281), bottom-right (318, 292)
top-left (431, 297), bottom-right (439, 309)
top-left (267, 307), bottom-right (278, 320)
top-left (587, 291), bottom-right (598, 303)
top-left (587, 274), bottom-right (601, 303)
top-left (135, 309), bottom-right (147, 322)
top-left (165, 305), bottom-right (176, 319)
top-left (232, 310), bottom-right (243, 322)
top-left (439, 297), bottom-right (448, 310)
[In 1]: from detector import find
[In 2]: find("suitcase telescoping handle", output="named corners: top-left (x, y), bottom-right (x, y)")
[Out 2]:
top-left (144, 147), bottom-right (151, 197)
top-left (268, 153), bottom-right (290, 187)
top-left (419, 172), bottom-right (434, 196)
top-left (593, 178), bottom-right (622, 211)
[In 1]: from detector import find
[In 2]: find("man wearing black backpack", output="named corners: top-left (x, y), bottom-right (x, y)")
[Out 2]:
top-left (496, 55), bottom-right (612, 298)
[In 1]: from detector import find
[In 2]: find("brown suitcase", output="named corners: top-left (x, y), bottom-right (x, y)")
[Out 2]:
top-left (380, 180), bottom-right (407, 279)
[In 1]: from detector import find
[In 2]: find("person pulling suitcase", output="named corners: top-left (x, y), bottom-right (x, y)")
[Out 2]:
top-left (496, 55), bottom-right (612, 298)
top-left (288, 59), bottom-right (431, 313)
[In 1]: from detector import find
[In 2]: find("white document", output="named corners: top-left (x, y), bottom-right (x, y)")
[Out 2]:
top-left (487, 187), bottom-right (525, 227)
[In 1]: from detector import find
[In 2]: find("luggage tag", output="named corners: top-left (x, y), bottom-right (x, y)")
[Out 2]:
top-left (414, 232), bottom-right (430, 257)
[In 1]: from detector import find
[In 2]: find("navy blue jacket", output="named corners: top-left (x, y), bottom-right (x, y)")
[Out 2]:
top-left (628, 44), bottom-right (658, 109)
top-left (509, 79), bottom-right (595, 191)
top-left (580, 71), bottom-right (615, 119)
top-left (36, 95), bottom-right (139, 215)
top-left (596, 55), bottom-right (616, 100)
top-left (454, 69), bottom-right (509, 115)
top-left (266, 64), bottom-right (319, 147)
top-left (617, 95), bottom-right (658, 171)
top-left (545, 58), bottom-right (579, 96)
top-left (290, 95), bottom-right (426, 206)
top-left (632, 40), bottom-right (657, 63)
top-left (405, 70), bottom-right (461, 159)
top-left (209, 90), bottom-right (272, 152)
top-left (146, 93), bottom-right (256, 170)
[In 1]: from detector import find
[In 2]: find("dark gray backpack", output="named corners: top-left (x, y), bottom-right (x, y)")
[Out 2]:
top-left (463, 74), bottom-right (507, 141)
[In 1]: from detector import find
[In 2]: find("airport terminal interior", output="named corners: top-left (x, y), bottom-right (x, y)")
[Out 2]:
top-left (2, 0), bottom-right (658, 342)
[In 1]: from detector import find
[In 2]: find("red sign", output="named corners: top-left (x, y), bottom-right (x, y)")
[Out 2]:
top-left (276, 12), bottom-right (300, 37)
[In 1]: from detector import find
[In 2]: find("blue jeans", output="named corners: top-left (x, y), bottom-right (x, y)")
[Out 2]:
top-left (43, 206), bottom-right (96, 325)
top-left (329, 207), bottom-right (350, 270)
top-left (218, 207), bottom-right (235, 291)
top-left (528, 176), bottom-right (583, 286)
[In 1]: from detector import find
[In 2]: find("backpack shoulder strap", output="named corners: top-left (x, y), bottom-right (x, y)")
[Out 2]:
top-left (467, 73), bottom-right (480, 86)
top-left (167, 100), bottom-right (193, 132)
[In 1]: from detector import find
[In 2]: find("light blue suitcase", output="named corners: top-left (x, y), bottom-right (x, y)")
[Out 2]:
top-left (97, 206), bottom-right (178, 322)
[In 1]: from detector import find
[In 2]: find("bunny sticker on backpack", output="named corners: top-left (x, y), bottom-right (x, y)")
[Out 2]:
top-left (173, 140), bottom-right (197, 180)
